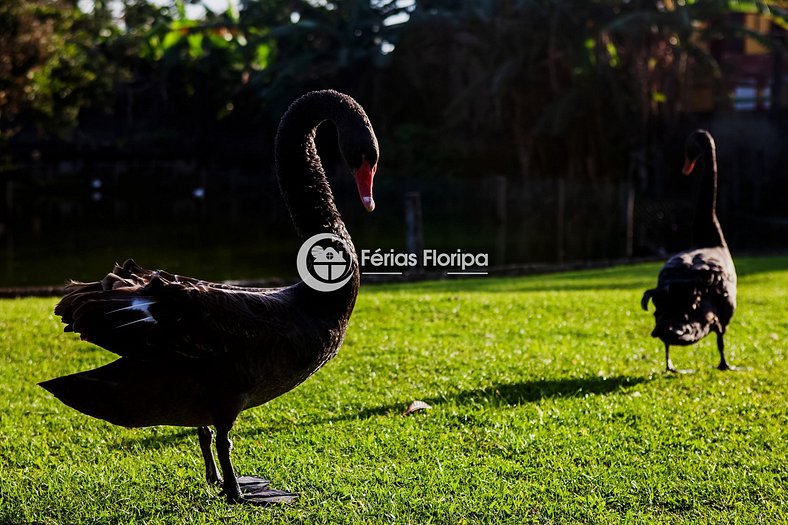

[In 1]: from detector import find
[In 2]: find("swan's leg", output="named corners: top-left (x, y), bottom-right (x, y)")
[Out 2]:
top-left (214, 423), bottom-right (243, 501)
top-left (664, 343), bottom-right (694, 373)
top-left (665, 343), bottom-right (677, 373)
top-left (198, 426), bottom-right (221, 485)
top-left (716, 331), bottom-right (733, 371)
top-left (214, 423), bottom-right (298, 505)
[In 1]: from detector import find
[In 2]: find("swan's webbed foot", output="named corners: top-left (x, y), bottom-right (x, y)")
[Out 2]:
top-left (666, 366), bottom-right (694, 374)
top-left (209, 424), bottom-right (298, 506)
top-left (224, 476), bottom-right (299, 505)
top-left (717, 363), bottom-right (750, 372)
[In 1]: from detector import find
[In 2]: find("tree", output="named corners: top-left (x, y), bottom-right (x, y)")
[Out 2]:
top-left (0, 0), bottom-right (118, 139)
top-left (387, 0), bottom-right (778, 183)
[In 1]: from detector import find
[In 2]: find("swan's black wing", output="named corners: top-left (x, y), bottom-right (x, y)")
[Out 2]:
top-left (658, 249), bottom-right (734, 288)
top-left (642, 247), bottom-right (736, 345)
top-left (55, 259), bottom-right (300, 361)
top-left (643, 248), bottom-right (736, 309)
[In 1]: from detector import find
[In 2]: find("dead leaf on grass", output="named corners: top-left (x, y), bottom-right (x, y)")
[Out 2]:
top-left (403, 400), bottom-right (432, 416)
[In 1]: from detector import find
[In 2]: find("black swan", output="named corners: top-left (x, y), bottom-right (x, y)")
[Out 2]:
top-left (641, 129), bottom-right (736, 373)
top-left (39, 90), bottom-right (379, 504)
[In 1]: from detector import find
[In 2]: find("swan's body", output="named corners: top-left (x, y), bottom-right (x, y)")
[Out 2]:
top-left (40, 90), bottom-right (379, 504)
top-left (46, 263), bottom-right (350, 427)
top-left (642, 130), bottom-right (736, 372)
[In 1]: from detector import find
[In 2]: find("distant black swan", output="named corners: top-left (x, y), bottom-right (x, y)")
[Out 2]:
top-left (642, 130), bottom-right (736, 373)
top-left (40, 90), bottom-right (379, 504)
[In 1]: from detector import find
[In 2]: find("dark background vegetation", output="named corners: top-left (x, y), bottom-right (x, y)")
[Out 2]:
top-left (1, 0), bottom-right (786, 286)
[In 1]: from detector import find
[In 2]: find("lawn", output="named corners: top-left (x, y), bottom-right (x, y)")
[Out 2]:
top-left (0, 257), bottom-right (785, 524)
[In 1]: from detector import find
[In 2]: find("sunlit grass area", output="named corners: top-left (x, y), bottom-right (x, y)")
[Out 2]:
top-left (1, 257), bottom-right (785, 524)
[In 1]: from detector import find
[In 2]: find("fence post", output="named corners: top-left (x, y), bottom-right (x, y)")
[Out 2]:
top-left (556, 177), bottom-right (565, 264)
top-left (494, 176), bottom-right (507, 265)
top-left (624, 179), bottom-right (635, 258)
top-left (2, 179), bottom-right (13, 268)
top-left (405, 192), bottom-right (424, 272)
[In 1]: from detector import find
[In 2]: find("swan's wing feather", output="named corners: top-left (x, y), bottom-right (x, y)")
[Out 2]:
top-left (657, 249), bottom-right (735, 293)
top-left (55, 260), bottom-right (294, 360)
top-left (648, 248), bottom-right (736, 325)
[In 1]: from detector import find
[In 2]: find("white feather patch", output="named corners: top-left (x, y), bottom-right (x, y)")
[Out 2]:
top-left (107, 299), bottom-right (156, 316)
top-left (109, 298), bottom-right (158, 327)
top-left (116, 316), bottom-right (156, 329)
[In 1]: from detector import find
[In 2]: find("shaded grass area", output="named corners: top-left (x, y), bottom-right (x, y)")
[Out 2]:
top-left (0, 257), bottom-right (785, 524)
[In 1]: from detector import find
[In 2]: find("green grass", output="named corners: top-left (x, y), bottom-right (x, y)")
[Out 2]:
top-left (1, 256), bottom-right (786, 524)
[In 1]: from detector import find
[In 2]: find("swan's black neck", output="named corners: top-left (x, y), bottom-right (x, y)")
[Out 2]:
top-left (692, 135), bottom-right (727, 249)
top-left (275, 90), bottom-right (365, 308)
top-left (276, 91), bottom-right (358, 242)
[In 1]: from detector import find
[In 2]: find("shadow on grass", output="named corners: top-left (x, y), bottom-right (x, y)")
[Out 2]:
top-left (109, 375), bottom-right (653, 451)
top-left (227, 374), bottom-right (654, 438)
top-left (378, 255), bottom-right (788, 294)
top-left (349, 374), bottom-right (653, 421)
top-left (111, 427), bottom-right (194, 451)
top-left (383, 273), bottom-right (655, 294)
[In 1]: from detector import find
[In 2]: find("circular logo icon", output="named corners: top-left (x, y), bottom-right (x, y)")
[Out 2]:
top-left (297, 233), bottom-right (355, 292)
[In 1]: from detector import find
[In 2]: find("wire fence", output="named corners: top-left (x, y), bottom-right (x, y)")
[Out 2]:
top-left (2, 146), bottom-right (785, 288)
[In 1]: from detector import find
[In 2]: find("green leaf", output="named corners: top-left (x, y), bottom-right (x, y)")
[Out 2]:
top-left (161, 30), bottom-right (182, 51)
top-left (174, 0), bottom-right (186, 20)
top-left (253, 43), bottom-right (271, 70)
top-left (226, 0), bottom-right (240, 22)
top-left (606, 41), bottom-right (620, 67)
top-left (187, 33), bottom-right (203, 58)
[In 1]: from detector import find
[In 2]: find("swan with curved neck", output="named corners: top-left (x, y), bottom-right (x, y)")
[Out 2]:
top-left (39, 90), bottom-right (380, 504)
top-left (642, 130), bottom-right (737, 373)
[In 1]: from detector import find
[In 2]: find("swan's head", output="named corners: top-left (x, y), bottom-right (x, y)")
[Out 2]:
top-left (682, 129), bottom-right (714, 176)
top-left (339, 121), bottom-right (379, 213)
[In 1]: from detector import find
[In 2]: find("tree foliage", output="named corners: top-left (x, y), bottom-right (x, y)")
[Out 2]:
top-left (0, 0), bottom-right (121, 138)
top-left (382, 0), bottom-right (782, 182)
top-left (1, 0), bottom-right (780, 175)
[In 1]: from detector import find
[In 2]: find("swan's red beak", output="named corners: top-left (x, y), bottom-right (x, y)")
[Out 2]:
top-left (682, 156), bottom-right (697, 176)
top-left (355, 158), bottom-right (376, 212)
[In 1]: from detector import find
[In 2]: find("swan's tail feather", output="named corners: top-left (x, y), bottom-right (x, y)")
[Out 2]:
top-left (39, 359), bottom-right (211, 428)
top-left (39, 372), bottom-right (132, 427)
top-left (641, 289), bottom-right (655, 311)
